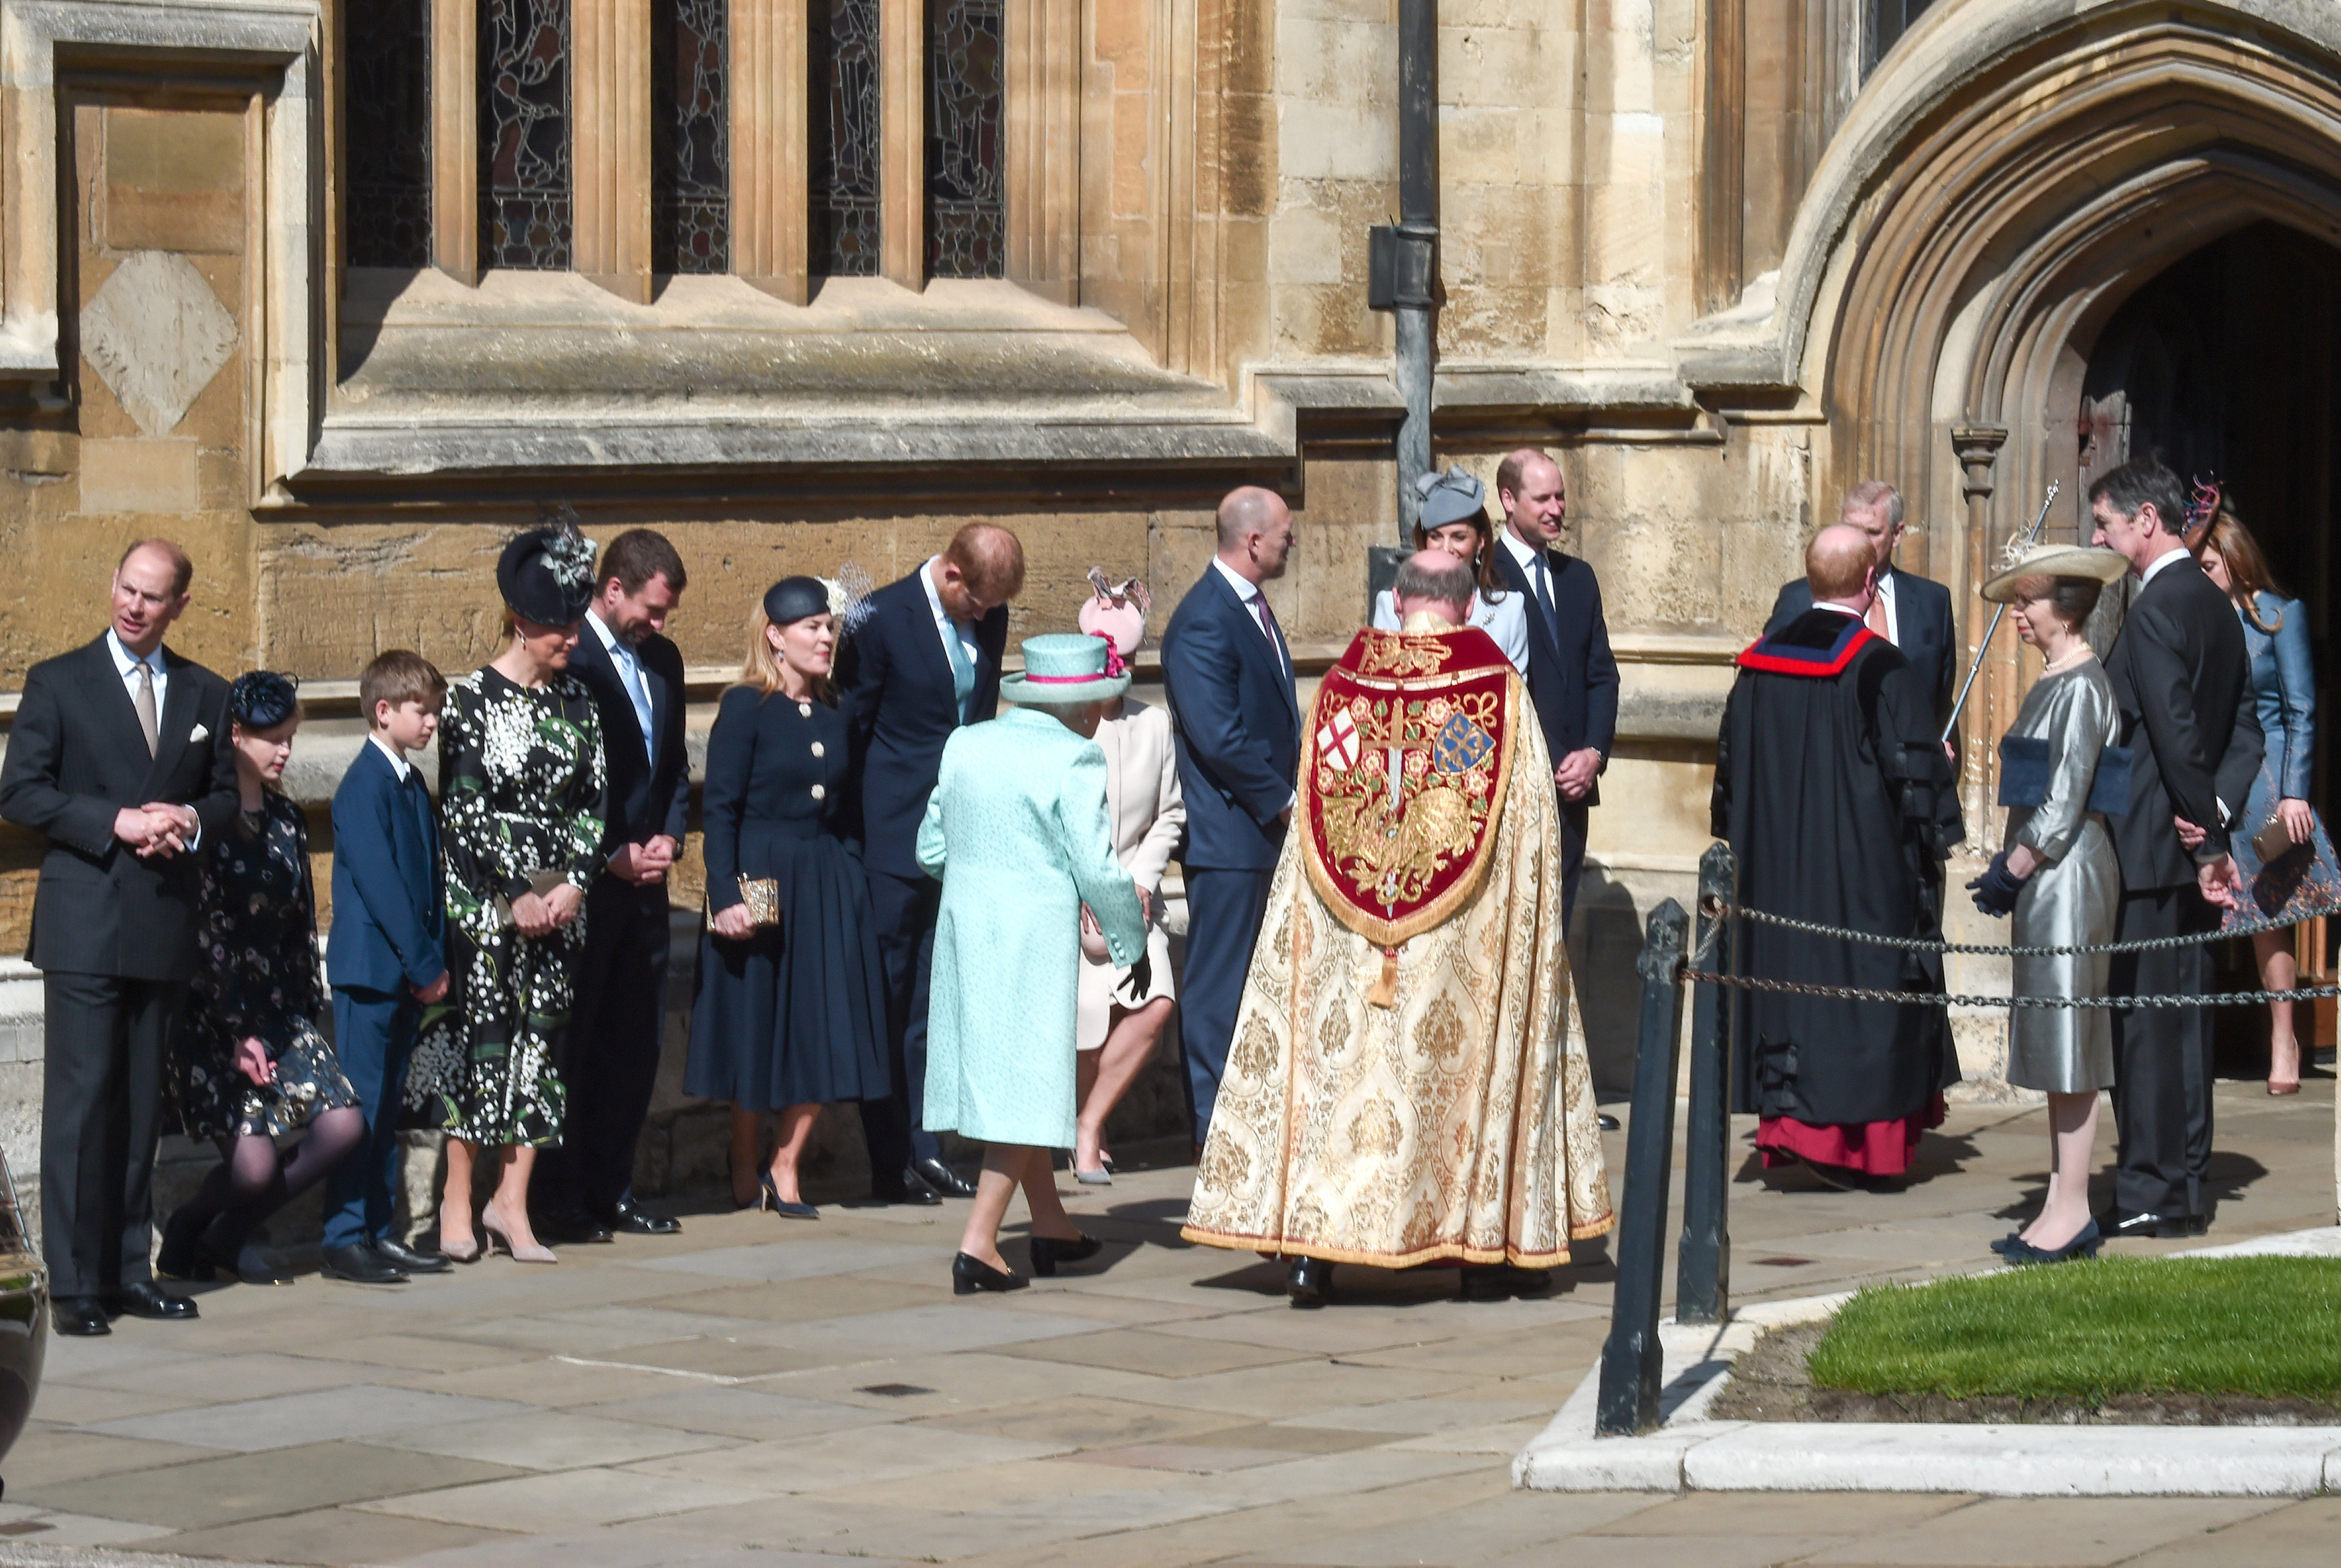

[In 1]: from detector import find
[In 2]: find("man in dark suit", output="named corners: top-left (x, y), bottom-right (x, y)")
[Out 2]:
top-left (841, 524), bottom-right (1023, 1202)
top-left (2090, 458), bottom-right (2260, 1239)
top-left (1765, 482), bottom-right (1959, 735)
top-left (1488, 449), bottom-right (1619, 928)
top-left (1162, 487), bottom-right (1301, 1144)
top-left (538, 530), bottom-right (693, 1243)
top-left (0, 540), bottom-right (238, 1336)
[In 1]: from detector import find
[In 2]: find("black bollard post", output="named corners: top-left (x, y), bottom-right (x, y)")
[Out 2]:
top-left (1595, 898), bottom-right (1691, 1438)
top-left (1675, 842), bottom-right (1736, 1325)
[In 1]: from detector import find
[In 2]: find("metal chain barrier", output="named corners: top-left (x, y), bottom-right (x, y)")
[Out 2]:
top-left (1726, 897), bottom-right (2341, 958)
top-left (1684, 968), bottom-right (2341, 1008)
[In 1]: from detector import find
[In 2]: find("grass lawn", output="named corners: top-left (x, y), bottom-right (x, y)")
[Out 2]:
top-left (1807, 1256), bottom-right (2341, 1402)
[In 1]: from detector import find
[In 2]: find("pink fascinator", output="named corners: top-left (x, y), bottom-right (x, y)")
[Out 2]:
top-left (1078, 568), bottom-right (1151, 673)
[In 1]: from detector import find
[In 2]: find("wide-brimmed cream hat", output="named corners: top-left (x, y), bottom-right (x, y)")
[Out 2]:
top-left (1979, 542), bottom-right (2131, 603)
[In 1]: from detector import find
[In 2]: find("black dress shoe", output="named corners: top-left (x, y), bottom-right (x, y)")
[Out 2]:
top-left (1027, 1233), bottom-right (1102, 1278)
top-left (1597, 1113), bottom-right (1622, 1132)
top-left (52, 1297), bottom-right (110, 1337)
top-left (607, 1199), bottom-right (682, 1236)
top-left (321, 1244), bottom-right (408, 1284)
top-left (913, 1157), bottom-right (979, 1199)
top-left (872, 1169), bottom-right (942, 1206)
top-left (1286, 1256), bottom-right (1336, 1309)
top-left (1461, 1262), bottom-right (1554, 1302)
top-left (375, 1237), bottom-right (452, 1274)
top-left (952, 1252), bottom-right (1028, 1295)
top-left (536, 1208), bottom-right (615, 1245)
top-left (112, 1282), bottom-right (198, 1320)
top-left (199, 1240), bottom-right (295, 1286)
top-left (2104, 1208), bottom-right (2200, 1240)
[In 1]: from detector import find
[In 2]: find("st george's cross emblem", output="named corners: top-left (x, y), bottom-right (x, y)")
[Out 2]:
top-left (1317, 707), bottom-right (1360, 772)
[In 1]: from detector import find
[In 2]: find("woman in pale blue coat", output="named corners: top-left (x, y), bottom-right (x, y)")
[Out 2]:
top-left (919, 634), bottom-right (1148, 1294)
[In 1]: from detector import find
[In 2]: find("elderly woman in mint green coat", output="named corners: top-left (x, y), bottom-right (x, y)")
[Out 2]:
top-left (918, 634), bottom-right (1148, 1296)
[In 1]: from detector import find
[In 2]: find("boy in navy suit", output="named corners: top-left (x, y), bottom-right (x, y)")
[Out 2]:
top-left (322, 651), bottom-right (451, 1283)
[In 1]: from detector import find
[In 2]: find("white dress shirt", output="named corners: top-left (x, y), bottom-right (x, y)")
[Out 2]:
top-left (586, 607), bottom-right (657, 754)
top-left (107, 629), bottom-right (198, 847)
top-left (920, 556), bottom-right (983, 681)
top-left (2140, 544), bottom-right (2194, 590)
top-left (369, 732), bottom-right (413, 783)
top-left (1211, 556), bottom-right (1290, 673)
top-left (1871, 568), bottom-right (1901, 644)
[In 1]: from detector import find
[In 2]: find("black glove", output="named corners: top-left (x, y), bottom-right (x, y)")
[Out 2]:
top-left (1966, 850), bottom-right (2025, 917)
top-left (1119, 951), bottom-right (1154, 1004)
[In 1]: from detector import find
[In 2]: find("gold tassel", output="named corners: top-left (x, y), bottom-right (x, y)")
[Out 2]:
top-left (1366, 944), bottom-right (1401, 1008)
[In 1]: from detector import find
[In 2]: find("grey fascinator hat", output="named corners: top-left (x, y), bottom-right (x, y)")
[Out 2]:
top-left (1415, 467), bottom-right (1488, 530)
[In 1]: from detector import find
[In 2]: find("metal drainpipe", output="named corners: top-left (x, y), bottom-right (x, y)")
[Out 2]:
top-left (1375, 0), bottom-right (1439, 548)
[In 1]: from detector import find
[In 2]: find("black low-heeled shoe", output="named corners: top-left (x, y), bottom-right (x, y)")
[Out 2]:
top-left (2008, 1218), bottom-right (2103, 1266)
top-left (201, 1239), bottom-right (295, 1286)
top-left (1027, 1233), bottom-right (1101, 1278)
top-left (952, 1252), bottom-right (1029, 1295)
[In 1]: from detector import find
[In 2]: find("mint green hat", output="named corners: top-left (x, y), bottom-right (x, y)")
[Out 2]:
top-left (999, 633), bottom-right (1132, 706)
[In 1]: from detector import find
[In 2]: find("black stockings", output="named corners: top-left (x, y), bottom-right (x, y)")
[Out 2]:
top-left (179, 1108), bottom-right (366, 1256)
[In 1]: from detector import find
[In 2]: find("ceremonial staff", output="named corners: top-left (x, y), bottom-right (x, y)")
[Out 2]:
top-left (1940, 479), bottom-right (2060, 746)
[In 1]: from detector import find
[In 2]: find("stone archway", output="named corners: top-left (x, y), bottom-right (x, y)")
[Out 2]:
top-left (1686, 1), bottom-right (2341, 800)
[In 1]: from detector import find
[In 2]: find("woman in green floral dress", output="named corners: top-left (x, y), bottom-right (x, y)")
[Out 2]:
top-left (405, 526), bottom-right (607, 1262)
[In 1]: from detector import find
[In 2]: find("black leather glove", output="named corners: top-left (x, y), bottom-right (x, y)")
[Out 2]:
top-left (1119, 951), bottom-right (1154, 1004)
top-left (1966, 850), bottom-right (2026, 917)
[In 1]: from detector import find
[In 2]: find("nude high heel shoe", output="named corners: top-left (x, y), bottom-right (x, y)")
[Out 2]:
top-left (480, 1204), bottom-right (556, 1264)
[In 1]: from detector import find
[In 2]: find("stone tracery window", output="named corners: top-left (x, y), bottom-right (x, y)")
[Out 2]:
top-left (652, 0), bottom-right (729, 272)
top-left (1868, 0), bottom-right (1938, 72)
top-left (346, 0), bottom-right (433, 266)
top-left (926, 0), bottom-right (1003, 278)
top-left (814, 0), bottom-right (882, 276)
top-left (482, 0), bottom-right (573, 269)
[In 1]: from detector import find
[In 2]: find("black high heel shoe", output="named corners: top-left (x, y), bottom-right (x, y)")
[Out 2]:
top-left (758, 1170), bottom-right (817, 1220)
top-left (2007, 1217), bottom-right (2102, 1266)
top-left (952, 1252), bottom-right (1029, 1295)
top-left (156, 1208), bottom-right (212, 1282)
top-left (1027, 1233), bottom-right (1101, 1278)
top-left (728, 1151), bottom-right (760, 1211)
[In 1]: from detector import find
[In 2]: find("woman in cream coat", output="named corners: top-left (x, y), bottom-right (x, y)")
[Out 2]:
top-left (1072, 581), bottom-right (1185, 1183)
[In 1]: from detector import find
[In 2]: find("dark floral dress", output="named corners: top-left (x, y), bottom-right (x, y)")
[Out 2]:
top-left (172, 790), bottom-right (357, 1140)
top-left (403, 667), bottom-right (608, 1145)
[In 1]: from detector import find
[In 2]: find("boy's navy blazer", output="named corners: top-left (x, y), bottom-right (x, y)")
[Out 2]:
top-left (570, 622), bottom-right (690, 853)
top-left (1490, 544), bottom-right (1619, 806)
top-left (1160, 566), bottom-right (1302, 871)
top-left (328, 740), bottom-right (445, 994)
top-left (839, 568), bottom-right (1009, 879)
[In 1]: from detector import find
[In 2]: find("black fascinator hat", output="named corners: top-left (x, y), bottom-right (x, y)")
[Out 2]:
top-left (229, 670), bottom-right (301, 730)
top-left (498, 518), bottom-right (598, 627)
top-left (762, 576), bottom-right (832, 627)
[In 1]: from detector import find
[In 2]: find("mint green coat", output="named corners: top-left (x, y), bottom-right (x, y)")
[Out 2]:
top-left (917, 708), bottom-right (1148, 1147)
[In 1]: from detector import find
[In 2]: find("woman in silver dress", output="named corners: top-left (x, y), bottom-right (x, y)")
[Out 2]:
top-left (1967, 544), bottom-right (2130, 1264)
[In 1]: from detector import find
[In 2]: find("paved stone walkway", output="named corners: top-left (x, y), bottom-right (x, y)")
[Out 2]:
top-left (0, 1077), bottom-right (2332, 1568)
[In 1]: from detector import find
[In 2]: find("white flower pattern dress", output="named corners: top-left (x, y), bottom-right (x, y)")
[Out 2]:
top-left (403, 667), bottom-right (607, 1146)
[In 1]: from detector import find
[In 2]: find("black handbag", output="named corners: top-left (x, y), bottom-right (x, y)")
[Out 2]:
top-left (1997, 736), bottom-right (2132, 817)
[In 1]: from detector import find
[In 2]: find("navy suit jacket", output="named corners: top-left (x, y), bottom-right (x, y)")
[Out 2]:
top-left (1490, 544), bottom-right (1619, 808)
top-left (839, 568), bottom-right (1009, 879)
top-left (570, 620), bottom-right (690, 863)
top-left (1161, 566), bottom-right (1302, 871)
top-left (328, 740), bottom-right (446, 994)
top-left (0, 636), bottom-right (238, 980)
top-left (1768, 566), bottom-right (1958, 735)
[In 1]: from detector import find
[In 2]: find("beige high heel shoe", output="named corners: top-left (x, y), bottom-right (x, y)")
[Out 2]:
top-left (480, 1204), bottom-right (556, 1264)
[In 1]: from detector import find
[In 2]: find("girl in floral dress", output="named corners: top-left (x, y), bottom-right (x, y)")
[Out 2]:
top-left (162, 672), bottom-right (363, 1286)
top-left (404, 525), bottom-right (607, 1262)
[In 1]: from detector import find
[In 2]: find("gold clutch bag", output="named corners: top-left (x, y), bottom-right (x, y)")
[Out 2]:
top-left (492, 869), bottom-right (569, 928)
top-left (736, 877), bottom-right (781, 929)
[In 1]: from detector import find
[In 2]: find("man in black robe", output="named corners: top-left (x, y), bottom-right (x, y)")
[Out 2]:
top-left (1712, 524), bottom-right (1964, 1186)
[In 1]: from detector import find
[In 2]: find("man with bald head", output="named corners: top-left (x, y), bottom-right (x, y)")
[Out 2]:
top-left (1711, 524), bottom-right (1964, 1190)
top-left (1766, 482), bottom-right (1958, 734)
top-left (1, 540), bottom-right (238, 1335)
top-left (1162, 486), bottom-right (1302, 1145)
top-left (841, 522), bottom-right (1025, 1203)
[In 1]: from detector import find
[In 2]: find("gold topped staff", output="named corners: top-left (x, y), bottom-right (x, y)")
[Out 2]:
top-left (1940, 480), bottom-right (2060, 747)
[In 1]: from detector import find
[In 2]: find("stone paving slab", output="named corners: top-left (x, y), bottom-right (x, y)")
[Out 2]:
top-left (0, 1087), bottom-right (2335, 1566)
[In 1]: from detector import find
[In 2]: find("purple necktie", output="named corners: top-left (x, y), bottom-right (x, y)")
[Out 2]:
top-left (1253, 594), bottom-right (1285, 667)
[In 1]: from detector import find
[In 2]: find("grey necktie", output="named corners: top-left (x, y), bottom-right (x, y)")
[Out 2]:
top-left (132, 660), bottom-right (159, 757)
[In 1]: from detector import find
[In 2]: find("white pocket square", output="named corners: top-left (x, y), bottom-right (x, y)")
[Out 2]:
top-left (189, 723), bottom-right (211, 744)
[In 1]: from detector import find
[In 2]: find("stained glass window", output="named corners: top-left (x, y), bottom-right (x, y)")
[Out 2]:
top-left (813, 0), bottom-right (882, 275)
top-left (926, 0), bottom-right (1003, 277)
top-left (482, 0), bottom-right (572, 269)
top-left (652, 0), bottom-right (728, 272)
top-left (346, 0), bottom-right (432, 266)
